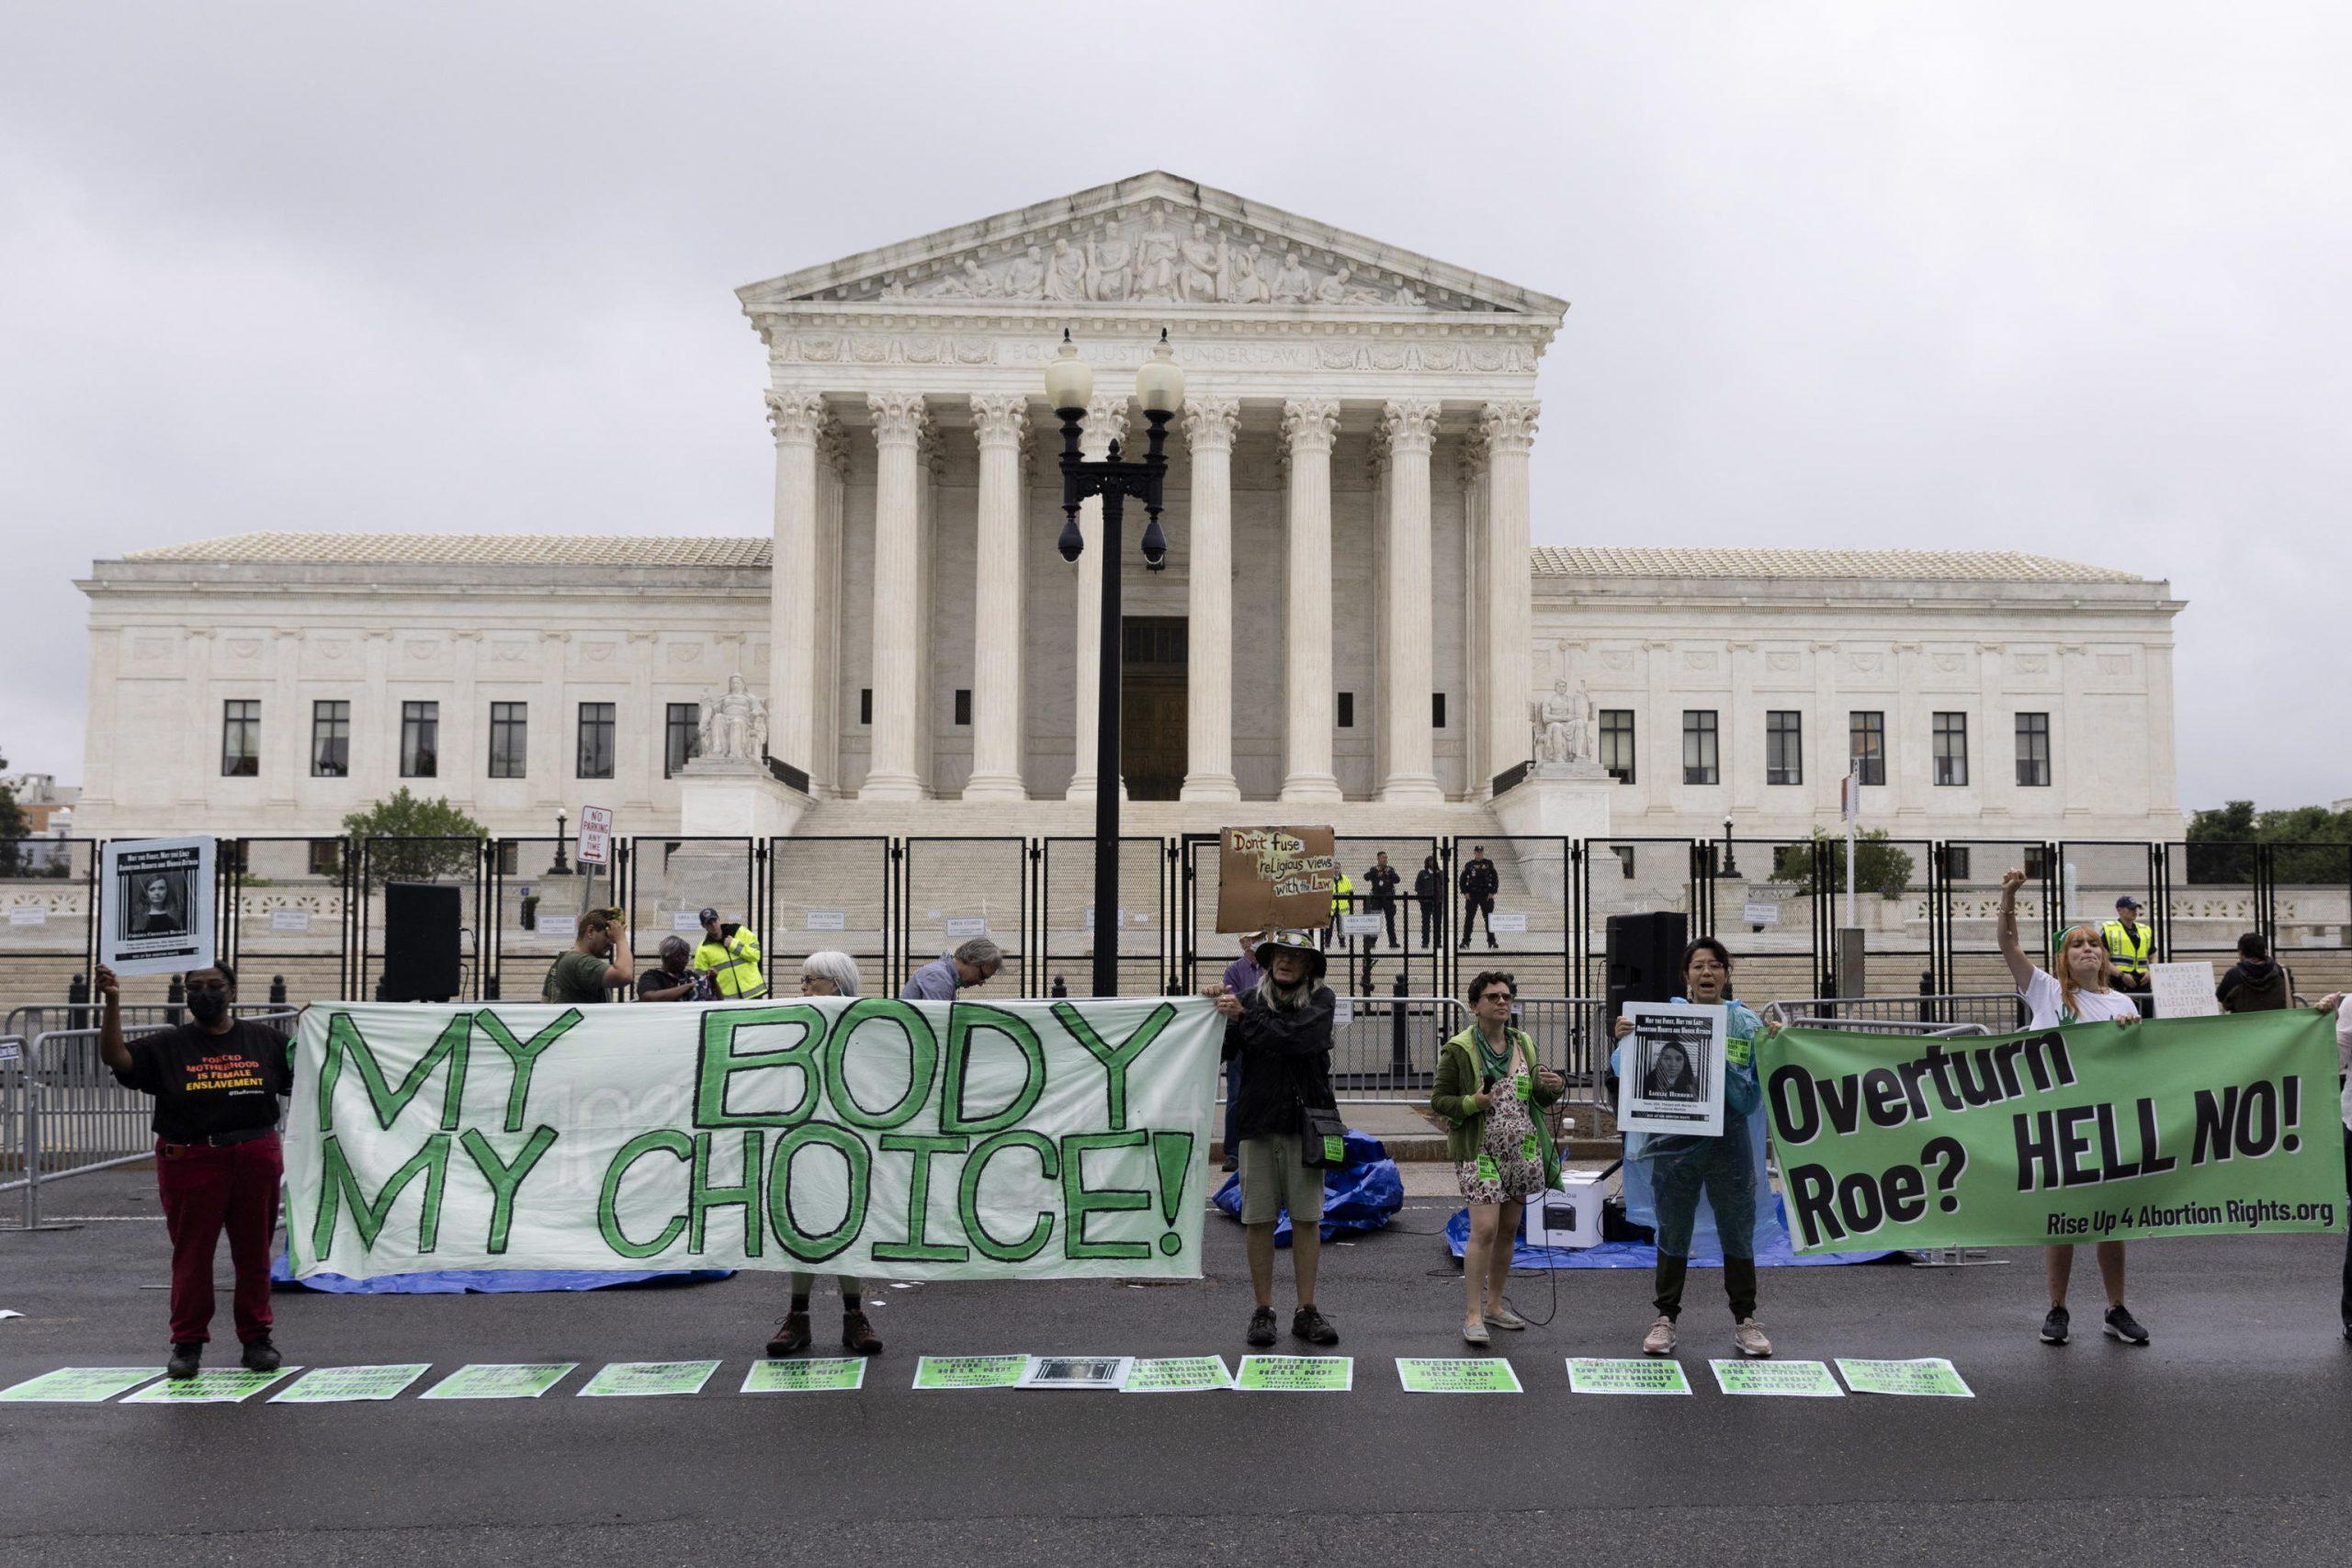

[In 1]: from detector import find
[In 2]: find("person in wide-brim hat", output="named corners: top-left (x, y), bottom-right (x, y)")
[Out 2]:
top-left (1251, 928), bottom-right (1328, 982)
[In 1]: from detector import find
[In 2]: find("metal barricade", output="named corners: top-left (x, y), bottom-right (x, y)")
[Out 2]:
top-left (1513, 997), bottom-right (1611, 1109)
top-left (1766, 1014), bottom-right (1993, 1039)
top-left (1326, 995), bottom-right (1470, 1101)
top-left (10, 1010), bottom-right (298, 1229)
top-left (1761, 992), bottom-right (2028, 1032)
top-left (0, 1033), bottom-right (24, 1201)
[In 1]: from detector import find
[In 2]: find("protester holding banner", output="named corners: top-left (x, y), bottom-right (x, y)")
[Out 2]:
top-left (901, 936), bottom-right (1002, 1001)
top-left (1998, 867), bottom-right (2151, 1347)
top-left (692, 907), bottom-right (768, 999)
top-left (1212, 931), bottom-right (1341, 1348)
top-left (544, 910), bottom-right (632, 1005)
top-left (1217, 931), bottom-right (1270, 1172)
top-left (93, 961), bottom-right (288, 1380)
top-left (2216, 932), bottom-right (2291, 1013)
top-left (1431, 970), bottom-right (1564, 1344)
top-left (1610, 938), bottom-right (1773, 1359)
top-left (636, 935), bottom-right (707, 1002)
top-left (763, 951), bottom-right (883, 1358)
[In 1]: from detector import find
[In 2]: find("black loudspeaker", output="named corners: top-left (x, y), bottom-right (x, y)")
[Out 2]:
top-left (1604, 911), bottom-right (1688, 1026)
top-left (381, 882), bottom-right (464, 1002)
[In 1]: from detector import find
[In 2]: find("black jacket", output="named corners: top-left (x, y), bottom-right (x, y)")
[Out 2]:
top-left (2217, 959), bottom-right (2290, 1013)
top-left (1223, 985), bottom-right (1338, 1140)
top-left (1459, 858), bottom-right (1499, 898)
top-left (1365, 864), bottom-right (1401, 905)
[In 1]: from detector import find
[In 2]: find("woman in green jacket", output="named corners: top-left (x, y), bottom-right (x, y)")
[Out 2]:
top-left (1431, 970), bottom-right (1566, 1344)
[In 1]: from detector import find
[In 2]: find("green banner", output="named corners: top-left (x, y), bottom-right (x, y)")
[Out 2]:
top-left (1760, 1010), bottom-right (2346, 1253)
top-left (282, 996), bottom-right (1219, 1281)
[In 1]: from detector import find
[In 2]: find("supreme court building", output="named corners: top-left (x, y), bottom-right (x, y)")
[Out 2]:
top-left (72, 173), bottom-right (2188, 846)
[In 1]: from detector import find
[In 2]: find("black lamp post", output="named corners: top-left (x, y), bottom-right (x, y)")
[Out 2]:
top-left (1719, 815), bottom-right (1738, 878)
top-left (1046, 329), bottom-right (1182, 997)
top-left (548, 809), bottom-right (571, 877)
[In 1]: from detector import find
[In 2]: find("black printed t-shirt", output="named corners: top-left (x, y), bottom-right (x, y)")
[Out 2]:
top-left (111, 1020), bottom-right (291, 1144)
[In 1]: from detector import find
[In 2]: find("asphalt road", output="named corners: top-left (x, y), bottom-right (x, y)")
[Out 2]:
top-left (5, 1167), bottom-right (2351, 1567)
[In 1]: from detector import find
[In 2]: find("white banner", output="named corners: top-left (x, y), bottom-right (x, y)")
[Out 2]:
top-left (284, 997), bottom-right (1221, 1281)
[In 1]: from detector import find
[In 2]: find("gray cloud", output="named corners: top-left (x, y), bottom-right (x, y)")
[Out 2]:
top-left (3, 2), bottom-right (2345, 809)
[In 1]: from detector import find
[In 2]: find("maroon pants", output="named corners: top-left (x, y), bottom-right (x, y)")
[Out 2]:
top-left (154, 1133), bottom-right (281, 1346)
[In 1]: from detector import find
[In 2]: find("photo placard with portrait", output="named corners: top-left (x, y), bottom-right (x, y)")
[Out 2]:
top-left (100, 836), bottom-right (217, 977)
top-left (1617, 1001), bottom-right (1727, 1138)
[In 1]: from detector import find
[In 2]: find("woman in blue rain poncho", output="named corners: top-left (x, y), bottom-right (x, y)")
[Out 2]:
top-left (1611, 937), bottom-right (1776, 1360)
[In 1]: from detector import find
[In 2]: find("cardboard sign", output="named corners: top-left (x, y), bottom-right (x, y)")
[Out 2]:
top-left (1216, 828), bottom-right (1340, 934)
top-left (576, 806), bottom-right (614, 866)
top-left (2149, 962), bottom-right (2220, 1019)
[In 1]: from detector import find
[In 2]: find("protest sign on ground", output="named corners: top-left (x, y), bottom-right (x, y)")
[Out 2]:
top-left (1566, 1358), bottom-right (1692, 1394)
top-left (911, 1355), bottom-right (1027, 1390)
top-left (1760, 1011), bottom-right (2345, 1252)
top-left (282, 995), bottom-right (1218, 1281)
top-left (0, 1367), bottom-right (162, 1403)
top-left (1837, 1358), bottom-right (1973, 1397)
top-left (1711, 1359), bottom-right (1843, 1396)
top-left (121, 1368), bottom-right (299, 1404)
top-left (1396, 1358), bottom-right (1521, 1393)
top-left (1234, 1356), bottom-right (1351, 1391)
top-left (419, 1363), bottom-right (575, 1400)
top-left (1216, 827), bottom-right (1338, 932)
top-left (742, 1358), bottom-right (866, 1393)
top-left (579, 1360), bottom-right (720, 1397)
top-left (1119, 1357), bottom-right (1232, 1393)
top-left (270, 1364), bottom-right (431, 1403)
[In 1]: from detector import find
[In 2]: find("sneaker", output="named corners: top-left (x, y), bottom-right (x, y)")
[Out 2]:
top-left (764, 1311), bottom-right (811, 1357)
top-left (1731, 1318), bottom-right (1773, 1358)
top-left (1485, 1304), bottom-right (1529, 1331)
top-left (1292, 1304), bottom-right (1340, 1346)
top-left (1462, 1318), bottom-right (1491, 1346)
top-left (239, 1337), bottom-right (281, 1373)
top-left (841, 1309), bottom-right (883, 1357)
top-left (1246, 1306), bottom-right (1279, 1347)
top-left (166, 1342), bottom-right (203, 1381)
top-left (1641, 1315), bottom-right (1677, 1356)
top-left (2103, 1304), bottom-right (2151, 1346)
top-left (2040, 1306), bottom-right (2070, 1345)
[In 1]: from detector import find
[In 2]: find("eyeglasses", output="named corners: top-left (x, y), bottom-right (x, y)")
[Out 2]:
top-left (186, 979), bottom-right (231, 994)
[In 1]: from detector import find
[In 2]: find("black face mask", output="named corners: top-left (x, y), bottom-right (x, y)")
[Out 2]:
top-left (187, 990), bottom-right (230, 1025)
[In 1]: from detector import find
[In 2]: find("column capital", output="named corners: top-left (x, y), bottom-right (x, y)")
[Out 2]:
top-left (1281, 397), bottom-right (1341, 454)
top-left (1381, 398), bottom-right (1442, 455)
top-left (1181, 396), bottom-right (1239, 452)
top-left (968, 393), bottom-right (1031, 448)
top-left (764, 389), bottom-right (829, 446)
top-left (866, 391), bottom-right (931, 446)
top-left (1479, 399), bottom-right (1540, 455)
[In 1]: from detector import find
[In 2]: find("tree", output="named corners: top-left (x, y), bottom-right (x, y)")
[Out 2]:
top-left (340, 789), bottom-right (487, 888)
top-left (1769, 829), bottom-right (1915, 900)
top-left (0, 754), bottom-right (24, 879)
top-left (2186, 798), bottom-right (2352, 886)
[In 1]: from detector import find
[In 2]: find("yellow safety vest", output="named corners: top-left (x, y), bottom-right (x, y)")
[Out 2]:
top-left (1330, 875), bottom-right (1353, 919)
top-left (692, 929), bottom-right (768, 998)
top-left (2100, 919), bottom-right (2152, 977)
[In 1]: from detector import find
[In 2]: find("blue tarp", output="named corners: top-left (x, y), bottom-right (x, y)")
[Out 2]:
top-left (1213, 1128), bottom-right (1404, 1247)
top-left (274, 1255), bottom-right (733, 1294)
top-left (1441, 1196), bottom-right (1893, 1269)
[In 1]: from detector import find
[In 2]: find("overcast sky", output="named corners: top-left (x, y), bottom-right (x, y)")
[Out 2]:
top-left (4, 3), bottom-right (2346, 812)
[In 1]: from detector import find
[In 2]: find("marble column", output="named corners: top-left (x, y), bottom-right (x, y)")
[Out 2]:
top-left (1065, 393), bottom-right (1128, 802)
top-left (764, 390), bottom-right (826, 778)
top-left (1478, 400), bottom-right (1538, 791)
top-left (860, 392), bottom-right (930, 800)
top-left (812, 427), bottom-right (850, 795)
top-left (1280, 397), bottom-right (1343, 803)
top-left (1379, 399), bottom-right (1444, 802)
top-left (1180, 397), bottom-right (1241, 801)
top-left (964, 394), bottom-right (1030, 800)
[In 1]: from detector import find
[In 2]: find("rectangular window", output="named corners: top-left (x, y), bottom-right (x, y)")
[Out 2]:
top-left (1600, 709), bottom-right (1635, 784)
top-left (1611, 844), bottom-right (1636, 880)
top-left (2023, 843), bottom-right (2050, 879)
top-left (310, 700), bottom-right (350, 778)
top-left (1337, 692), bottom-right (1355, 729)
top-left (1766, 710), bottom-right (1804, 785)
top-left (495, 840), bottom-right (519, 875)
top-left (307, 839), bottom-right (343, 876)
top-left (401, 701), bottom-right (439, 778)
top-left (220, 700), bottom-right (260, 778)
top-left (1945, 846), bottom-right (1973, 881)
top-left (1849, 711), bottom-right (1886, 787)
top-left (1680, 710), bottom-right (1719, 785)
top-left (954, 689), bottom-right (972, 727)
top-left (665, 703), bottom-right (701, 779)
top-left (2015, 712), bottom-right (2051, 787)
top-left (1432, 693), bottom-right (1447, 730)
top-left (1932, 711), bottom-right (1969, 786)
top-left (858, 688), bottom-right (872, 727)
top-left (576, 702), bottom-right (616, 780)
top-left (489, 702), bottom-right (528, 779)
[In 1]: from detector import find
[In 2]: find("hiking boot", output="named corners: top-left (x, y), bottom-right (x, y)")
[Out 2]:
top-left (1246, 1305), bottom-right (1279, 1347)
top-left (764, 1312), bottom-right (811, 1358)
top-left (1292, 1304), bottom-right (1340, 1346)
top-left (1462, 1318), bottom-right (1491, 1346)
top-left (1485, 1304), bottom-right (1529, 1331)
top-left (1641, 1315), bottom-right (1677, 1356)
top-left (2040, 1306), bottom-right (2070, 1345)
top-left (841, 1309), bottom-right (883, 1356)
top-left (239, 1337), bottom-right (281, 1373)
top-left (1731, 1318), bottom-right (1773, 1358)
top-left (2103, 1304), bottom-right (2151, 1346)
top-left (166, 1342), bottom-right (202, 1381)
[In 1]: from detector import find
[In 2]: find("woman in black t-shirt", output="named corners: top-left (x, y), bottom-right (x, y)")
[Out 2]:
top-left (96, 962), bottom-right (290, 1381)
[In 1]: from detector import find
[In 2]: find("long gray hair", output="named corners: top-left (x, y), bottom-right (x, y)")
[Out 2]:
top-left (801, 950), bottom-right (861, 998)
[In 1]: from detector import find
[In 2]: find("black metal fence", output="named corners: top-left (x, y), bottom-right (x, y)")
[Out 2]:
top-left (2, 834), bottom-right (2345, 1010)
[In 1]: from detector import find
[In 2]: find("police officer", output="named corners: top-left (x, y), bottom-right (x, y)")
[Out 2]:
top-left (2102, 896), bottom-right (2153, 996)
top-left (691, 907), bottom-right (768, 999)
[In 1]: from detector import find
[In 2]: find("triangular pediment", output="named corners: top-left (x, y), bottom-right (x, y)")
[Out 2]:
top-left (738, 171), bottom-right (1566, 317)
